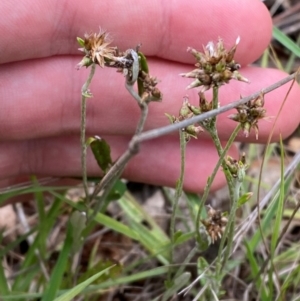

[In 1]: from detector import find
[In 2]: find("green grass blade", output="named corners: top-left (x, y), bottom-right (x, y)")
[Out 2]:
top-left (245, 241), bottom-right (269, 301)
top-left (41, 220), bottom-right (73, 301)
top-left (31, 176), bottom-right (47, 256)
top-left (270, 137), bottom-right (285, 256)
top-left (85, 266), bottom-right (168, 292)
top-left (273, 26), bottom-right (300, 57)
top-left (53, 265), bottom-right (115, 301)
top-left (118, 192), bottom-right (170, 263)
top-left (285, 33), bottom-right (300, 73)
top-left (0, 258), bottom-right (10, 295)
top-left (1, 267), bottom-right (169, 300)
top-left (50, 191), bottom-right (139, 240)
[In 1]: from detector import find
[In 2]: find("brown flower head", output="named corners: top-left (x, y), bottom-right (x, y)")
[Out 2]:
top-left (180, 37), bottom-right (249, 91)
top-left (228, 93), bottom-right (267, 139)
top-left (77, 30), bottom-right (116, 68)
top-left (224, 152), bottom-right (249, 181)
top-left (138, 70), bottom-right (162, 102)
top-left (201, 205), bottom-right (228, 244)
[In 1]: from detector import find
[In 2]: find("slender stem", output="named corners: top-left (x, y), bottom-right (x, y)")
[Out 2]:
top-left (87, 66), bottom-right (149, 223)
top-left (90, 49), bottom-right (142, 204)
top-left (90, 93), bottom-right (147, 202)
top-left (208, 126), bottom-right (234, 203)
top-left (219, 180), bottom-right (242, 272)
top-left (210, 86), bottom-right (219, 124)
top-left (174, 246), bottom-right (198, 278)
top-left (195, 125), bottom-right (241, 244)
top-left (125, 83), bottom-right (149, 135)
top-left (170, 130), bottom-right (187, 263)
top-left (81, 63), bottom-right (96, 203)
top-left (166, 130), bottom-right (186, 285)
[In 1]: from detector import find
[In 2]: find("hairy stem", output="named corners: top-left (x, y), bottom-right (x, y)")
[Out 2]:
top-left (169, 130), bottom-right (187, 266)
top-left (81, 63), bottom-right (96, 203)
top-left (195, 124), bottom-right (241, 244)
top-left (87, 49), bottom-right (148, 222)
top-left (215, 178), bottom-right (242, 278)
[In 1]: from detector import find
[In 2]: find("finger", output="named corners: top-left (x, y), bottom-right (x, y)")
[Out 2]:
top-left (1, 0), bottom-right (271, 65)
top-left (1, 56), bottom-right (299, 142)
top-left (0, 135), bottom-right (238, 192)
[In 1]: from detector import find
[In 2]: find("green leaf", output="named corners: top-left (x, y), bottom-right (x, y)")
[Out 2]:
top-left (137, 51), bottom-right (149, 97)
top-left (53, 265), bottom-right (116, 301)
top-left (270, 137), bottom-right (285, 256)
top-left (164, 113), bottom-right (175, 124)
top-left (273, 26), bottom-right (300, 57)
top-left (173, 230), bottom-right (183, 243)
top-left (237, 192), bottom-right (253, 208)
top-left (87, 136), bottom-right (112, 174)
top-left (0, 239), bottom-right (10, 295)
top-left (161, 272), bottom-right (191, 301)
top-left (69, 211), bottom-right (87, 254)
top-left (93, 211), bottom-right (139, 240)
top-left (105, 180), bottom-right (127, 201)
top-left (118, 192), bottom-right (170, 264)
top-left (41, 221), bottom-right (73, 301)
top-left (76, 37), bottom-right (85, 47)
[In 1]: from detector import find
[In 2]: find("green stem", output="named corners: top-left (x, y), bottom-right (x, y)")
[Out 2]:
top-left (87, 58), bottom-right (148, 224)
top-left (196, 124), bottom-right (241, 244)
top-left (210, 86), bottom-right (219, 124)
top-left (81, 63), bottom-right (96, 203)
top-left (215, 179), bottom-right (242, 277)
top-left (206, 87), bottom-right (234, 199)
top-left (169, 130), bottom-right (187, 278)
top-left (208, 126), bottom-right (235, 204)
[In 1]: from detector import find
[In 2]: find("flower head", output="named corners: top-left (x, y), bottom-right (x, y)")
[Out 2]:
top-left (77, 30), bottom-right (116, 68)
top-left (180, 37), bottom-right (249, 91)
top-left (165, 96), bottom-right (203, 141)
top-left (224, 152), bottom-right (249, 182)
top-left (138, 70), bottom-right (162, 102)
top-left (201, 205), bottom-right (228, 244)
top-left (228, 93), bottom-right (267, 139)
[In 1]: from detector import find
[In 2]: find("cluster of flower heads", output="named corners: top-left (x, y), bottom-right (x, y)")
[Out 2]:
top-left (77, 30), bottom-right (162, 102)
top-left (166, 38), bottom-right (268, 140)
top-left (165, 96), bottom-right (203, 142)
top-left (228, 93), bottom-right (267, 139)
top-left (180, 37), bottom-right (249, 91)
top-left (201, 205), bottom-right (228, 244)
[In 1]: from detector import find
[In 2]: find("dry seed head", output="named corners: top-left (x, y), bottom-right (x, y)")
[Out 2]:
top-left (228, 93), bottom-right (267, 139)
top-left (201, 205), bottom-right (228, 244)
top-left (139, 71), bottom-right (162, 102)
top-left (181, 37), bottom-right (248, 91)
top-left (77, 30), bottom-right (115, 68)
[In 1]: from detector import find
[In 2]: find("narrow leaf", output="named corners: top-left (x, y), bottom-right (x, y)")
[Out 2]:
top-left (41, 221), bottom-right (73, 301)
top-left (53, 265), bottom-right (116, 301)
top-left (76, 37), bottom-right (85, 47)
top-left (273, 26), bottom-right (300, 57)
top-left (137, 51), bottom-right (149, 97)
top-left (69, 211), bottom-right (87, 254)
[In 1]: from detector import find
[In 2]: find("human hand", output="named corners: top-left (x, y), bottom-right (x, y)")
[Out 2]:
top-left (1, 0), bottom-right (299, 193)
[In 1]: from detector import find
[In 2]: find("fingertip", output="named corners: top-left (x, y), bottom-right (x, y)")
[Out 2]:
top-left (155, 0), bottom-right (272, 66)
